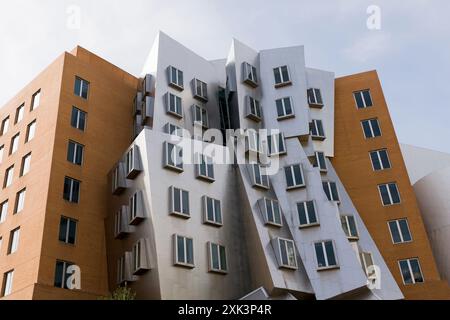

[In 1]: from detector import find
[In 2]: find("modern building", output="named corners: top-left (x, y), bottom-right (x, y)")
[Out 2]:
top-left (0, 31), bottom-right (448, 300)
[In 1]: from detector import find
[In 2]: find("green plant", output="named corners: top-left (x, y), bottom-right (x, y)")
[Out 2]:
top-left (103, 284), bottom-right (136, 300)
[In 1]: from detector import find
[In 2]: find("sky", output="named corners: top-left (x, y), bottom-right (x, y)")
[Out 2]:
top-left (1, 0), bottom-right (449, 153)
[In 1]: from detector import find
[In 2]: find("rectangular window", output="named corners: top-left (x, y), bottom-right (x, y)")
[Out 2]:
top-left (174, 235), bottom-right (194, 267)
top-left (129, 191), bottom-right (144, 224)
top-left (1, 117), bottom-right (10, 136)
top-left (192, 105), bottom-right (209, 128)
top-left (2, 270), bottom-right (14, 297)
top-left (15, 104), bottom-right (25, 124)
top-left (268, 133), bottom-right (286, 156)
top-left (71, 107), bottom-right (87, 131)
top-left (193, 79), bottom-right (208, 102)
top-left (164, 142), bottom-right (183, 172)
top-left (59, 216), bottom-right (77, 245)
top-left (370, 149), bottom-right (391, 171)
top-left (273, 66), bottom-right (291, 86)
top-left (285, 164), bottom-right (305, 189)
top-left (203, 196), bottom-right (222, 226)
top-left (196, 154), bottom-right (215, 181)
top-left (315, 240), bottom-right (338, 269)
top-left (243, 62), bottom-right (258, 87)
top-left (7, 227), bottom-right (20, 254)
top-left (360, 252), bottom-right (375, 276)
top-left (277, 238), bottom-right (297, 269)
top-left (20, 153), bottom-right (31, 176)
top-left (246, 130), bottom-right (262, 154)
top-left (0, 145), bottom-right (4, 163)
top-left (354, 90), bottom-right (373, 109)
top-left (117, 255), bottom-right (126, 284)
top-left (323, 181), bottom-right (340, 202)
top-left (132, 239), bottom-right (149, 274)
top-left (168, 66), bottom-right (184, 90)
top-left (67, 141), bottom-right (84, 166)
top-left (208, 242), bottom-right (227, 273)
top-left (297, 201), bottom-right (318, 227)
top-left (399, 258), bottom-right (424, 284)
top-left (341, 215), bottom-right (359, 240)
top-left (252, 164), bottom-right (270, 189)
top-left (170, 187), bottom-right (190, 217)
top-left (9, 133), bottom-right (20, 155)
top-left (14, 188), bottom-right (26, 214)
top-left (312, 151), bottom-right (327, 172)
top-left (26, 120), bottom-right (36, 142)
top-left (63, 177), bottom-right (81, 203)
top-left (0, 200), bottom-right (7, 223)
top-left (361, 118), bottom-right (382, 138)
top-left (310, 119), bottom-right (325, 140)
top-left (165, 123), bottom-right (183, 137)
top-left (389, 219), bottom-right (412, 244)
top-left (54, 260), bottom-right (74, 289)
top-left (264, 198), bottom-right (282, 227)
top-left (307, 88), bottom-right (324, 106)
top-left (378, 183), bottom-right (401, 206)
top-left (74, 77), bottom-right (89, 99)
top-left (4, 165), bottom-right (14, 188)
top-left (31, 90), bottom-right (41, 110)
top-left (166, 92), bottom-right (183, 118)
top-left (276, 97), bottom-right (294, 119)
top-left (245, 96), bottom-right (262, 121)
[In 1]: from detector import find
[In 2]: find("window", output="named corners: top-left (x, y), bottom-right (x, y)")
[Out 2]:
top-left (59, 216), bottom-right (77, 245)
top-left (164, 142), bottom-right (183, 172)
top-left (399, 258), bottom-right (424, 284)
top-left (132, 239), bottom-right (149, 274)
top-left (307, 88), bottom-right (324, 106)
top-left (370, 149), bottom-right (391, 171)
top-left (285, 164), bottom-right (305, 189)
top-left (168, 66), bottom-right (184, 90)
top-left (117, 255), bottom-right (127, 284)
top-left (26, 120), bottom-right (36, 142)
top-left (193, 105), bottom-right (209, 128)
top-left (74, 77), bottom-right (89, 99)
top-left (312, 151), bottom-right (327, 172)
top-left (203, 196), bottom-right (222, 226)
top-left (277, 238), bottom-right (297, 269)
top-left (246, 130), bottom-right (262, 154)
top-left (323, 181), bottom-right (340, 202)
top-left (263, 198), bottom-right (282, 227)
top-left (361, 119), bottom-right (382, 139)
top-left (7, 227), bottom-right (20, 254)
top-left (4, 165), bottom-right (14, 188)
top-left (170, 187), bottom-right (190, 217)
top-left (0, 145), bottom-right (4, 163)
top-left (14, 188), bottom-right (26, 214)
top-left (31, 90), bottom-right (41, 110)
top-left (297, 201), bottom-right (318, 227)
top-left (354, 90), bottom-right (373, 109)
top-left (1, 117), bottom-right (10, 136)
top-left (9, 133), bottom-right (20, 155)
top-left (276, 97), bottom-right (294, 119)
top-left (208, 242), bottom-right (227, 273)
top-left (315, 240), bottom-right (338, 269)
top-left (63, 177), bottom-right (81, 203)
top-left (245, 96), bottom-right (261, 121)
top-left (0, 200), bottom-right (7, 223)
top-left (360, 252), bottom-right (375, 276)
top-left (174, 235), bottom-right (194, 267)
top-left (268, 133), bottom-right (286, 156)
top-left (389, 219), bottom-right (412, 244)
top-left (252, 164), bottom-right (270, 189)
top-left (166, 92), bottom-right (183, 118)
top-left (54, 260), bottom-right (74, 289)
top-left (196, 154), bottom-right (215, 181)
top-left (129, 191), bottom-right (145, 225)
top-left (71, 107), bottom-right (86, 131)
top-left (2, 270), bottom-right (14, 297)
top-left (341, 215), bottom-right (359, 240)
top-left (378, 183), bottom-right (401, 206)
top-left (166, 123), bottom-right (183, 137)
top-left (310, 119), bottom-right (325, 140)
top-left (67, 141), bottom-right (84, 166)
top-left (15, 104), bottom-right (25, 124)
top-left (243, 62), bottom-right (258, 87)
top-left (273, 66), bottom-right (291, 87)
top-left (20, 153), bottom-right (31, 176)
top-left (193, 79), bottom-right (208, 102)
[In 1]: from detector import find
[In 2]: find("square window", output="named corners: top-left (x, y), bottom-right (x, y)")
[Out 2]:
top-left (285, 164), bottom-right (305, 189)
top-left (378, 183), bottom-right (401, 206)
top-left (54, 260), bottom-right (75, 289)
top-left (315, 240), bottom-right (338, 270)
top-left (273, 66), bottom-right (291, 87)
top-left (276, 97), bottom-right (295, 119)
top-left (398, 258), bottom-right (424, 284)
top-left (354, 90), bottom-right (373, 109)
top-left (370, 149), bottom-right (391, 171)
top-left (388, 219), bottom-right (412, 244)
top-left (361, 118), bottom-right (382, 139)
top-left (268, 133), bottom-right (286, 156)
top-left (307, 88), bottom-right (323, 107)
top-left (297, 201), bottom-right (319, 227)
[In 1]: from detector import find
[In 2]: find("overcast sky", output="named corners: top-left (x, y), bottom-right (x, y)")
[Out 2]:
top-left (1, 0), bottom-right (449, 152)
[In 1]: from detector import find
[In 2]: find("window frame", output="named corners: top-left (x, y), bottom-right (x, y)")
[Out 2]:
top-left (192, 104), bottom-right (209, 129)
top-left (398, 258), bottom-right (424, 285)
top-left (203, 196), bottom-right (223, 227)
top-left (313, 151), bottom-right (327, 172)
top-left (208, 242), bottom-right (228, 274)
top-left (163, 141), bottom-right (184, 172)
top-left (340, 215), bottom-right (359, 240)
top-left (15, 103), bottom-right (25, 124)
top-left (74, 77), bottom-right (90, 99)
top-left (245, 96), bottom-right (262, 122)
top-left (1, 117), bottom-right (10, 136)
top-left (314, 240), bottom-right (339, 270)
top-left (3, 165), bottom-right (14, 188)
top-left (7, 227), bottom-right (20, 255)
top-left (166, 92), bottom-right (183, 118)
top-left (276, 97), bottom-right (295, 120)
top-left (71, 107), bottom-right (87, 131)
top-left (297, 200), bottom-right (319, 228)
top-left (9, 133), bottom-right (20, 155)
top-left (361, 118), bottom-right (382, 139)
top-left (370, 149), bottom-right (391, 171)
top-left (263, 198), bottom-right (283, 227)
top-left (169, 186), bottom-right (190, 218)
top-left (54, 260), bottom-right (75, 289)
top-left (277, 237), bottom-right (298, 270)
top-left (168, 65), bottom-right (184, 90)
top-left (59, 216), bottom-right (78, 245)
top-left (31, 90), bottom-right (41, 110)
top-left (310, 119), bottom-right (326, 140)
top-left (25, 120), bottom-right (37, 143)
top-left (0, 200), bottom-right (8, 224)
top-left (174, 234), bottom-right (195, 268)
top-left (323, 181), bottom-right (340, 203)
top-left (2, 270), bottom-right (14, 297)
top-left (353, 89), bottom-right (373, 109)
top-left (67, 140), bottom-right (84, 166)
top-left (243, 62), bottom-right (258, 87)
top-left (20, 152), bottom-right (31, 176)
top-left (273, 65), bottom-right (291, 87)
top-left (251, 164), bottom-right (270, 190)
top-left (378, 182), bottom-right (401, 206)
top-left (196, 153), bottom-right (215, 182)
top-left (388, 218), bottom-right (413, 244)
top-left (268, 133), bottom-right (287, 156)
top-left (63, 177), bottom-right (81, 204)
top-left (307, 88), bottom-right (324, 107)
top-left (14, 188), bottom-right (26, 214)
top-left (193, 78), bottom-right (208, 102)
top-left (284, 164), bottom-right (305, 190)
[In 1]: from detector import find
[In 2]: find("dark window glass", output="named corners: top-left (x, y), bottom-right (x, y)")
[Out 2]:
top-left (370, 151), bottom-right (381, 170)
top-left (399, 260), bottom-right (413, 284)
top-left (315, 243), bottom-right (326, 268)
top-left (355, 92), bottom-right (365, 108)
top-left (325, 241), bottom-right (337, 266)
top-left (363, 90), bottom-right (373, 107)
top-left (307, 201), bottom-right (317, 224)
top-left (182, 190), bottom-right (189, 215)
top-left (399, 220), bottom-right (412, 242)
top-left (389, 221), bottom-right (402, 243)
top-left (370, 119), bottom-right (381, 136)
top-left (379, 184), bottom-right (391, 205)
